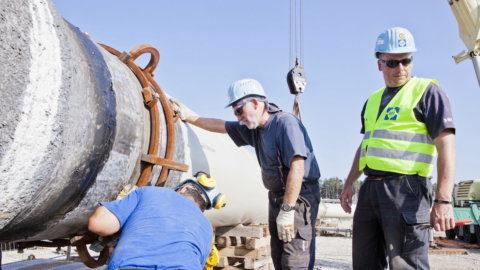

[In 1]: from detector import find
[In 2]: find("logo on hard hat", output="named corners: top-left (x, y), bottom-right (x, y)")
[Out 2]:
top-left (384, 107), bottom-right (400, 120)
top-left (397, 33), bottom-right (407, 47)
top-left (398, 39), bottom-right (407, 47)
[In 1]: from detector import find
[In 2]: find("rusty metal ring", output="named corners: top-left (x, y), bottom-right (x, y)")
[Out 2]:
top-left (98, 43), bottom-right (122, 57)
top-left (128, 44), bottom-right (160, 76)
top-left (98, 43), bottom-right (188, 187)
top-left (99, 43), bottom-right (161, 187)
top-left (146, 74), bottom-right (177, 186)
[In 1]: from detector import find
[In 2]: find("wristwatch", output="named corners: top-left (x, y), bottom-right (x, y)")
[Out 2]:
top-left (434, 199), bottom-right (451, 204)
top-left (280, 203), bottom-right (295, 212)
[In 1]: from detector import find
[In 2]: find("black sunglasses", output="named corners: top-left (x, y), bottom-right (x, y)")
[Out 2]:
top-left (233, 99), bottom-right (252, 116)
top-left (234, 103), bottom-right (246, 116)
top-left (380, 57), bottom-right (413, 68)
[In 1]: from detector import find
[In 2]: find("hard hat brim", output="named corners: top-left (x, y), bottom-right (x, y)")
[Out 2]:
top-left (225, 94), bottom-right (266, 108)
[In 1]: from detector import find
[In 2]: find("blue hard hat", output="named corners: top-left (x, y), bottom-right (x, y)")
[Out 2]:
top-left (226, 78), bottom-right (267, 108)
top-left (375, 27), bottom-right (417, 54)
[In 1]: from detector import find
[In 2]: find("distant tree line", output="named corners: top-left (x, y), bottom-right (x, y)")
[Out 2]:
top-left (319, 177), bottom-right (363, 200)
top-left (319, 178), bottom-right (439, 201)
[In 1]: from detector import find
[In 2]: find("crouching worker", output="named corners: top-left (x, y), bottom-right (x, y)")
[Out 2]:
top-left (88, 172), bottom-right (226, 270)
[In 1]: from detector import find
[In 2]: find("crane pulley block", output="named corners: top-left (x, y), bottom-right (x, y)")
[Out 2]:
top-left (287, 64), bottom-right (306, 95)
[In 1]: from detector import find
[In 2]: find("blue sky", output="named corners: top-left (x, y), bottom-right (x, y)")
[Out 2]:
top-left (52, 0), bottom-right (480, 183)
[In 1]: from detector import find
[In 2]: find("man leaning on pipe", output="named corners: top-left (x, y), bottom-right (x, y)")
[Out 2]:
top-left (88, 172), bottom-right (225, 270)
top-left (171, 80), bottom-right (321, 270)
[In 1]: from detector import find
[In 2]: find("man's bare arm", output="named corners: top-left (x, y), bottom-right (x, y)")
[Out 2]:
top-left (282, 156), bottom-right (305, 206)
top-left (340, 144), bottom-right (363, 213)
top-left (185, 116), bottom-right (227, 133)
top-left (88, 206), bottom-right (121, 236)
top-left (431, 129), bottom-right (456, 231)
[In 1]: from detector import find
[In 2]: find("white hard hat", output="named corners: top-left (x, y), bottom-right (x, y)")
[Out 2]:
top-left (375, 27), bottom-right (417, 55)
top-left (226, 78), bottom-right (267, 107)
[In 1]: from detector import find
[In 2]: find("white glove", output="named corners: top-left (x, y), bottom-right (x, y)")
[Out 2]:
top-left (276, 209), bottom-right (295, 242)
top-left (169, 98), bottom-right (197, 121)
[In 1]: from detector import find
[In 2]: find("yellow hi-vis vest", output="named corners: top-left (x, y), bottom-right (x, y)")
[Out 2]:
top-left (359, 77), bottom-right (438, 177)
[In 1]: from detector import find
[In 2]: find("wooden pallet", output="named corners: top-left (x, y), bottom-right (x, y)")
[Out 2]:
top-left (214, 224), bottom-right (273, 270)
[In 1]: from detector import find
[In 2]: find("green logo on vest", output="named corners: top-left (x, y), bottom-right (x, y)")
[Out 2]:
top-left (384, 107), bottom-right (400, 120)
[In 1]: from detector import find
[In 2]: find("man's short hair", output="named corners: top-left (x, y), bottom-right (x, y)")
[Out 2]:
top-left (233, 95), bottom-right (266, 107)
top-left (178, 182), bottom-right (208, 211)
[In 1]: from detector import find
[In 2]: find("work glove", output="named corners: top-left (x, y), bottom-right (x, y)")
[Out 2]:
top-left (276, 209), bottom-right (295, 242)
top-left (169, 98), bottom-right (197, 121)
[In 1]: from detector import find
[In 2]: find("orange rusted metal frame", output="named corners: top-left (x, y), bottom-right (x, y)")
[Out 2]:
top-left (98, 43), bottom-right (188, 187)
top-left (145, 71), bottom-right (179, 186)
top-left (142, 154), bottom-right (189, 172)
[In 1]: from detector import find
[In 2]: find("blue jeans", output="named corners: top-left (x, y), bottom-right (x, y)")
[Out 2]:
top-left (353, 175), bottom-right (433, 270)
top-left (268, 181), bottom-right (320, 270)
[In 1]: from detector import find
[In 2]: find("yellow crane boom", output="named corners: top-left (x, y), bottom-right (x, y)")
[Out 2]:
top-left (448, 0), bottom-right (480, 86)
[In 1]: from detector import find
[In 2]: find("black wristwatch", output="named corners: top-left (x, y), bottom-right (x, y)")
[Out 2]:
top-left (434, 199), bottom-right (451, 204)
top-left (280, 203), bottom-right (295, 212)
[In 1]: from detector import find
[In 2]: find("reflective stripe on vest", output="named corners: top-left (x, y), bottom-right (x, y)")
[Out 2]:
top-left (363, 130), bottom-right (433, 145)
top-left (359, 77), bottom-right (438, 177)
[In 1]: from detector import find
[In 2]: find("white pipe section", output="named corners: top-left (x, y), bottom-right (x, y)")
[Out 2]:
top-left (180, 124), bottom-right (269, 226)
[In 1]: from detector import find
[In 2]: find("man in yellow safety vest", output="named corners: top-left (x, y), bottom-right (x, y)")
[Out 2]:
top-left (340, 27), bottom-right (456, 270)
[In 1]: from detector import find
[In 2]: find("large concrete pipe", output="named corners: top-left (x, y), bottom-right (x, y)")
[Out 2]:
top-left (0, 0), bottom-right (267, 243)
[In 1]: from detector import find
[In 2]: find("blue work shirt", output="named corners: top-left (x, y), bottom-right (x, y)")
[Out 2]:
top-left (225, 103), bottom-right (320, 192)
top-left (101, 186), bottom-right (213, 270)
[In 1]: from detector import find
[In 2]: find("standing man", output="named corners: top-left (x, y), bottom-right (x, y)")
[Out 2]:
top-left (340, 27), bottom-right (456, 270)
top-left (171, 78), bottom-right (321, 270)
top-left (88, 173), bottom-right (225, 270)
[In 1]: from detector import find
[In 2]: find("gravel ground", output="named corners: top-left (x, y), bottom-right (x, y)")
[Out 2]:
top-left (2, 236), bottom-right (480, 269)
top-left (316, 235), bottom-right (480, 270)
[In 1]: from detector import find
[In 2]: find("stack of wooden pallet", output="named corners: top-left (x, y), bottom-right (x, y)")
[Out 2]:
top-left (214, 224), bottom-right (273, 270)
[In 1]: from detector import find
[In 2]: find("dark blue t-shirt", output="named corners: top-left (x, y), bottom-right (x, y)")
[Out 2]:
top-left (101, 187), bottom-right (213, 270)
top-left (225, 103), bottom-right (320, 192)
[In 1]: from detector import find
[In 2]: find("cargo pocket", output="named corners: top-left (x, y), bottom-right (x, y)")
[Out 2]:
top-left (295, 196), bottom-right (312, 240)
top-left (397, 176), bottom-right (426, 212)
top-left (283, 225), bottom-right (311, 268)
top-left (282, 196), bottom-right (312, 268)
top-left (401, 210), bottom-right (430, 254)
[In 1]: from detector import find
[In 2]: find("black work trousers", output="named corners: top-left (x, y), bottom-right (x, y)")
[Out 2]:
top-left (353, 174), bottom-right (433, 270)
top-left (268, 181), bottom-right (321, 270)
